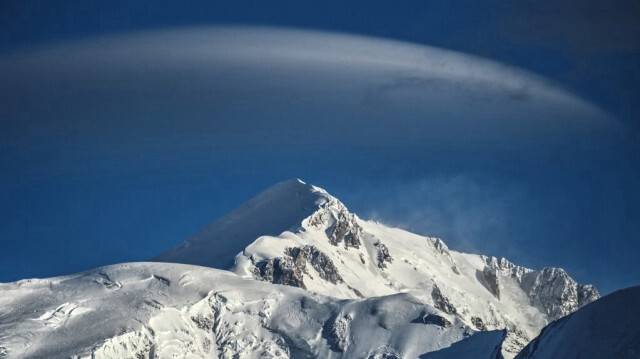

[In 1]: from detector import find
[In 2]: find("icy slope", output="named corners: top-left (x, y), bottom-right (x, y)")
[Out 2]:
top-left (0, 262), bottom-right (503, 359)
top-left (154, 179), bottom-right (329, 268)
top-left (515, 285), bottom-right (640, 359)
top-left (421, 330), bottom-right (506, 359)
top-left (154, 179), bottom-right (599, 358)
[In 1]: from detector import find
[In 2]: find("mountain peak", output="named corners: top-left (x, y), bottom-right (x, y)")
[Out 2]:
top-left (266, 177), bottom-right (308, 192)
top-left (282, 177), bottom-right (306, 185)
top-left (152, 179), bottom-right (337, 268)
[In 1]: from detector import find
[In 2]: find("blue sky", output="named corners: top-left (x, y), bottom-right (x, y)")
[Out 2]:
top-left (0, 0), bottom-right (638, 294)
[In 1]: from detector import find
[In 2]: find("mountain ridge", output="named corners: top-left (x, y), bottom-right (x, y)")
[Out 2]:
top-left (0, 179), bottom-right (610, 359)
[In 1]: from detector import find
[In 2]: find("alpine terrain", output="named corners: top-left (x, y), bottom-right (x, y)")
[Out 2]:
top-left (1, 179), bottom-right (635, 359)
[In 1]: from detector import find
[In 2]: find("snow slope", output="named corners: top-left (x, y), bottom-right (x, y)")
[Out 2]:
top-left (153, 179), bottom-right (327, 268)
top-left (421, 330), bottom-right (506, 359)
top-left (155, 179), bottom-right (599, 358)
top-left (0, 262), bottom-right (503, 359)
top-left (515, 285), bottom-right (640, 359)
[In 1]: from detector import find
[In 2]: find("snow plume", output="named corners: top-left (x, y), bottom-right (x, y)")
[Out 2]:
top-left (360, 175), bottom-right (525, 256)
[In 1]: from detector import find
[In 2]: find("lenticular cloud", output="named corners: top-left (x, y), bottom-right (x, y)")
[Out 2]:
top-left (0, 26), bottom-right (617, 151)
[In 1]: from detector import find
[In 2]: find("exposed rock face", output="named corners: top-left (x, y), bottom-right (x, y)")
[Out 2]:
top-left (578, 284), bottom-right (599, 304)
top-left (501, 329), bottom-right (530, 358)
top-left (428, 237), bottom-right (460, 274)
top-left (521, 268), bottom-right (600, 321)
top-left (252, 245), bottom-right (343, 289)
top-left (328, 211), bottom-right (362, 248)
top-left (374, 241), bottom-right (393, 269)
top-left (430, 238), bottom-right (451, 256)
top-left (472, 316), bottom-right (488, 331)
top-left (325, 314), bottom-right (353, 352)
top-left (287, 246), bottom-right (344, 285)
top-left (307, 198), bottom-right (363, 249)
top-left (431, 284), bottom-right (457, 315)
top-left (483, 266), bottom-right (501, 300)
top-left (191, 313), bottom-right (215, 332)
top-left (254, 256), bottom-right (305, 288)
top-left (421, 313), bottom-right (452, 328)
top-left (482, 256), bottom-right (600, 321)
top-left (483, 256), bottom-right (532, 282)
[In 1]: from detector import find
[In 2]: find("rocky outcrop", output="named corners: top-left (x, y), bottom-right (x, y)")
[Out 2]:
top-left (472, 316), bottom-right (488, 331)
top-left (429, 237), bottom-right (460, 274)
top-left (307, 198), bottom-right (363, 249)
top-left (578, 284), bottom-right (599, 305)
top-left (325, 314), bottom-right (353, 352)
top-left (374, 241), bottom-right (393, 269)
top-left (483, 266), bottom-right (501, 300)
top-left (482, 256), bottom-right (600, 321)
top-left (287, 246), bottom-right (343, 284)
top-left (430, 238), bottom-right (451, 256)
top-left (501, 329), bottom-right (530, 358)
top-left (328, 210), bottom-right (362, 249)
top-left (253, 257), bottom-right (305, 288)
top-left (482, 256), bottom-right (532, 282)
top-left (252, 245), bottom-right (343, 289)
top-left (521, 268), bottom-right (600, 321)
top-left (431, 284), bottom-right (457, 315)
top-left (421, 313), bottom-right (452, 328)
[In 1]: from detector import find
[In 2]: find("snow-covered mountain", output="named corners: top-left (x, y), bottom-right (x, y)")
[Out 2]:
top-left (155, 179), bottom-right (599, 358)
top-left (515, 286), bottom-right (640, 358)
top-left (0, 179), bottom-right (610, 358)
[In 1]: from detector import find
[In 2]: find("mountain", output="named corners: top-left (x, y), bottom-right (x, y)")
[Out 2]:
top-left (516, 286), bottom-right (640, 359)
top-left (154, 179), bottom-right (599, 358)
top-left (1, 179), bottom-right (605, 358)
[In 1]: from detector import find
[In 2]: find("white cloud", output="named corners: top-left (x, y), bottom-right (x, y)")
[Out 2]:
top-left (0, 26), bottom-right (617, 152)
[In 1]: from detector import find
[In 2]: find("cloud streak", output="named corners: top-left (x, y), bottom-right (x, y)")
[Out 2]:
top-left (354, 175), bottom-right (525, 257)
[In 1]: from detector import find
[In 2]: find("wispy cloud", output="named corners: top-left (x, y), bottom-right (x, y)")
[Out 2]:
top-left (356, 175), bottom-right (526, 257)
